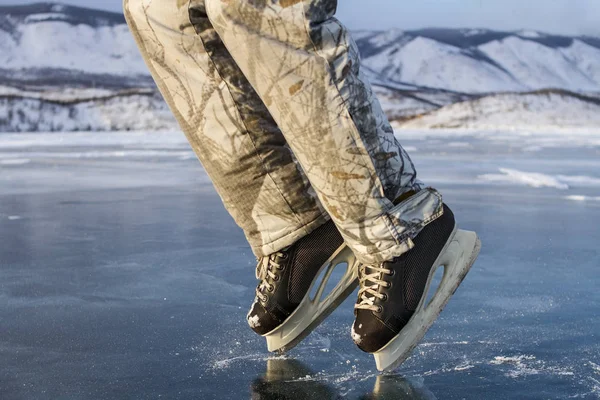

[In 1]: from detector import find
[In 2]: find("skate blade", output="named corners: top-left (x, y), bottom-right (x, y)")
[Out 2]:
top-left (373, 228), bottom-right (481, 372)
top-left (264, 245), bottom-right (359, 353)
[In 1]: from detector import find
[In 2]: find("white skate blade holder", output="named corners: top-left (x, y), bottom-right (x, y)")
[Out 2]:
top-left (264, 245), bottom-right (359, 353)
top-left (373, 228), bottom-right (481, 372)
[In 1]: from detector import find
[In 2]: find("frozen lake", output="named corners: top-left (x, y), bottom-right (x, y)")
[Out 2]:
top-left (1, 130), bottom-right (599, 399)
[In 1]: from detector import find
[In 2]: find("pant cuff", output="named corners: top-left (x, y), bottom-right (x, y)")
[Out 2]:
top-left (254, 212), bottom-right (331, 258)
top-left (348, 187), bottom-right (444, 265)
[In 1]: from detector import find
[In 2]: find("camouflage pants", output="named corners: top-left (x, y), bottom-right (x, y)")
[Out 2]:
top-left (124, 0), bottom-right (443, 265)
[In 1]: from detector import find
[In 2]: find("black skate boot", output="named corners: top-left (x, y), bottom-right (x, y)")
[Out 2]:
top-left (247, 219), bottom-right (359, 353)
top-left (351, 204), bottom-right (481, 371)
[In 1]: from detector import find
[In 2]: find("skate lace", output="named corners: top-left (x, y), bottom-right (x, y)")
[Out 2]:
top-left (255, 251), bottom-right (287, 303)
top-left (355, 264), bottom-right (392, 312)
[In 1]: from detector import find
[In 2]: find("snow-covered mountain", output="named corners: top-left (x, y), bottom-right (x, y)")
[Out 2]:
top-left (355, 28), bottom-right (600, 94)
top-left (395, 89), bottom-right (600, 130)
top-left (1, 3), bottom-right (600, 132)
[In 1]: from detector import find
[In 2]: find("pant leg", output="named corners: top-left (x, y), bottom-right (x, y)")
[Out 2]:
top-left (124, 0), bottom-right (329, 257)
top-left (205, 0), bottom-right (443, 265)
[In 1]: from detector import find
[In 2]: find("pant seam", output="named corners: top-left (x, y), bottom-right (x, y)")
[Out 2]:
top-left (191, 2), bottom-right (310, 246)
top-left (298, 3), bottom-right (389, 205)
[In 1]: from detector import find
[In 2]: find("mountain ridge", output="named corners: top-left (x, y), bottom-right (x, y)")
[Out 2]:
top-left (2, 2), bottom-right (599, 93)
top-left (1, 2), bottom-right (600, 132)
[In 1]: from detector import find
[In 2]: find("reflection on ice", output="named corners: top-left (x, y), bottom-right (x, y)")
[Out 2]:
top-left (251, 359), bottom-right (436, 400)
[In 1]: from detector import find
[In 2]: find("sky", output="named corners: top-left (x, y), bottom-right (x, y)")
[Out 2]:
top-left (1, 0), bottom-right (599, 36)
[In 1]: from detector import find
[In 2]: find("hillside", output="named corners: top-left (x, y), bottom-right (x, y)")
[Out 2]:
top-left (1, 3), bottom-right (599, 131)
top-left (395, 90), bottom-right (600, 130)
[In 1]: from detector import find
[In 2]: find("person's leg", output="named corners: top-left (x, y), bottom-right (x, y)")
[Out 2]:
top-left (124, 0), bottom-right (359, 352)
top-left (205, 0), bottom-right (443, 266)
top-left (205, 0), bottom-right (480, 369)
top-left (124, 0), bottom-right (328, 256)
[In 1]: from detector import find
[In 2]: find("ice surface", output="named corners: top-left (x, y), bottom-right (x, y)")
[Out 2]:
top-left (0, 129), bottom-right (599, 399)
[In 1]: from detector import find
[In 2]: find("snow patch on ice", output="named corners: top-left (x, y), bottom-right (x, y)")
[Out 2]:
top-left (211, 353), bottom-right (286, 370)
top-left (419, 341), bottom-right (470, 347)
top-left (479, 168), bottom-right (600, 190)
top-left (490, 355), bottom-right (574, 379)
top-left (565, 195), bottom-right (600, 202)
top-left (557, 175), bottom-right (600, 187)
top-left (490, 355), bottom-right (540, 377)
top-left (0, 158), bottom-right (31, 165)
top-left (479, 168), bottom-right (570, 190)
top-left (423, 360), bottom-right (479, 376)
top-left (447, 142), bottom-right (473, 148)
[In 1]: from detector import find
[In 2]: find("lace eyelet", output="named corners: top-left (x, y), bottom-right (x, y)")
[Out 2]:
top-left (376, 305), bottom-right (383, 313)
top-left (279, 253), bottom-right (288, 260)
top-left (268, 285), bottom-right (275, 293)
top-left (386, 282), bottom-right (392, 289)
top-left (387, 269), bottom-right (395, 276)
top-left (273, 275), bottom-right (280, 282)
top-left (381, 294), bottom-right (388, 302)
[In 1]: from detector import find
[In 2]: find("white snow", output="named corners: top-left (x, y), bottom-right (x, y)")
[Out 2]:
top-left (0, 93), bottom-right (177, 132)
top-left (557, 175), bottom-right (600, 187)
top-left (479, 37), bottom-right (600, 91)
top-left (0, 130), bottom-right (187, 149)
top-left (516, 30), bottom-right (544, 38)
top-left (0, 20), bottom-right (147, 76)
top-left (362, 32), bottom-right (600, 94)
top-left (565, 195), bottom-right (600, 202)
top-left (1, 12), bottom-right (600, 131)
top-left (0, 158), bottom-right (31, 165)
top-left (479, 168), bottom-right (567, 189)
top-left (462, 28), bottom-right (489, 36)
top-left (397, 92), bottom-right (600, 130)
top-left (363, 37), bottom-right (522, 93)
top-left (559, 40), bottom-right (600, 86)
top-left (489, 355), bottom-right (575, 379)
top-left (366, 28), bottom-right (406, 48)
top-left (0, 85), bottom-right (139, 102)
top-left (479, 168), bottom-right (600, 190)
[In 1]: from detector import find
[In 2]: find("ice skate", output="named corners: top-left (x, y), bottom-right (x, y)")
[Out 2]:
top-left (351, 204), bottom-right (481, 371)
top-left (247, 219), bottom-right (359, 353)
